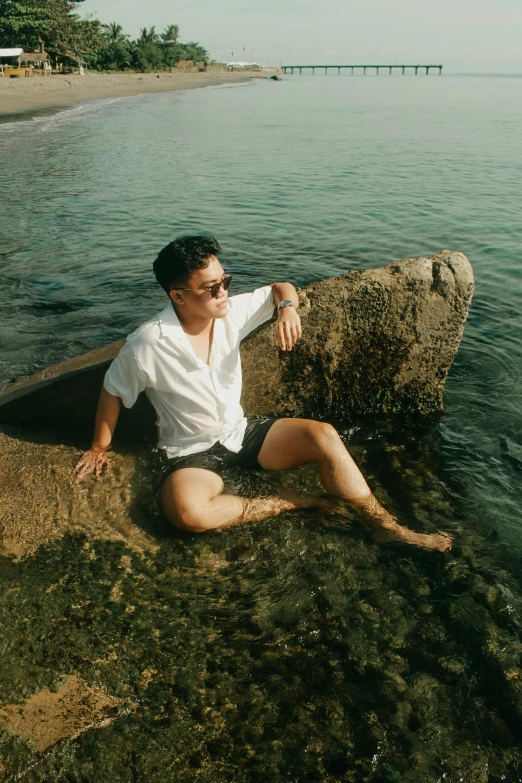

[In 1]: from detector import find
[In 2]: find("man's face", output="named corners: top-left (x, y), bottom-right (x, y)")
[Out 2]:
top-left (170, 256), bottom-right (229, 320)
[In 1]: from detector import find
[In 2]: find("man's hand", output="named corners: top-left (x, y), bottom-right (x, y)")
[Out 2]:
top-left (276, 306), bottom-right (302, 351)
top-left (74, 444), bottom-right (111, 481)
top-left (74, 388), bottom-right (120, 481)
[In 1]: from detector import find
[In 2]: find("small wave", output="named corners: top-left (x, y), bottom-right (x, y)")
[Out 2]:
top-left (0, 106), bottom-right (80, 133)
top-left (200, 78), bottom-right (258, 91)
top-left (117, 77), bottom-right (257, 107)
top-left (0, 96), bottom-right (124, 135)
top-left (0, 77), bottom-right (259, 137)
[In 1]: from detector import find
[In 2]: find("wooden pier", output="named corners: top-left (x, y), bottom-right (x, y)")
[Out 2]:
top-left (281, 64), bottom-right (443, 76)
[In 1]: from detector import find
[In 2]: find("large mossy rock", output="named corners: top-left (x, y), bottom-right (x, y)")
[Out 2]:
top-left (242, 249), bottom-right (474, 420)
top-left (0, 250), bottom-right (473, 429)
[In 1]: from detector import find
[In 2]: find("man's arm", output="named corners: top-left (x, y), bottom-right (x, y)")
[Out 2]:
top-left (73, 387), bottom-right (121, 481)
top-left (270, 282), bottom-right (302, 351)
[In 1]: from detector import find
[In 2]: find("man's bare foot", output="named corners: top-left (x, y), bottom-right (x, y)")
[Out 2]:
top-left (355, 494), bottom-right (452, 551)
top-left (375, 522), bottom-right (452, 551)
top-left (276, 490), bottom-right (452, 551)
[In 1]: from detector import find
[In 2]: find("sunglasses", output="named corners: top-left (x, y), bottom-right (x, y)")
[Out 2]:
top-left (177, 274), bottom-right (233, 299)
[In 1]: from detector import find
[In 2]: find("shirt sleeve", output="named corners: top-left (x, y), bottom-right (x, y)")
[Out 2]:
top-left (103, 341), bottom-right (148, 409)
top-left (228, 285), bottom-right (275, 341)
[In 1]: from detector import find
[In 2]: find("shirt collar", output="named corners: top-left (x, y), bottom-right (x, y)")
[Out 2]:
top-left (157, 303), bottom-right (185, 342)
top-left (156, 303), bottom-right (224, 366)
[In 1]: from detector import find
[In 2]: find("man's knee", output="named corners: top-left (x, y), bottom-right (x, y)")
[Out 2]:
top-left (163, 494), bottom-right (210, 533)
top-left (306, 420), bottom-right (341, 450)
top-left (173, 508), bottom-right (210, 533)
top-left (161, 470), bottom-right (221, 533)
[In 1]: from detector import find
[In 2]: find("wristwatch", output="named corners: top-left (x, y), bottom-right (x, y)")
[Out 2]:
top-left (277, 299), bottom-right (295, 310)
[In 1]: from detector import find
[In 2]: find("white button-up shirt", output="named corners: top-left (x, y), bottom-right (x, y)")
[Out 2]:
top-left (104, 286), bottom-right (275, 458)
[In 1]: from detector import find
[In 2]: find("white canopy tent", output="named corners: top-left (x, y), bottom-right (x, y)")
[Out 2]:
top-left (0, 48), bottom-right (23, 59)
top-left (0, 48), bottom-right (23, 76)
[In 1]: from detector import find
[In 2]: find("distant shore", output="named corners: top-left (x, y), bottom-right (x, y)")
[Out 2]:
top-left (0, 70), bottom-right (275, 118)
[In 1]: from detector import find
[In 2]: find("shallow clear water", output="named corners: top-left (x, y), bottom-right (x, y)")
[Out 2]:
top-left (1, 76), bottom-right (522, 780)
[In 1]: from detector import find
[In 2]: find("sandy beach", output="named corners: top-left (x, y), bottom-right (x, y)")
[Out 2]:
top-left (0, 69), bottom-right (273, 117)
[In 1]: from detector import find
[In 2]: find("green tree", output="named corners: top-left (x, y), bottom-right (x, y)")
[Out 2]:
top-left (91, 21), bottom-right (131, 69)
top-left (102, 22), bottom-right (127, 44)
top-left (178, 41), bottom-right (209, 64)
top-left (0, 1), bottom-right (209, 73)
top-left (0, 0), bottom-right (76, 50)
top-left (160, 24), bottom-right (179, 44)
top-left (137, 26), bottom-right (159, 46)
top-left (131, 26), bottom-right (163, 71)
top-left (58, 13), bottom-right (104, 65)
top-left (0, 0), bottom-right (102, 66)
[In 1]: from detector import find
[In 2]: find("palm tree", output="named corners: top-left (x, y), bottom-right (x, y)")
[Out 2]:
top-left (138, 26), bottom-right (159, 46)
top-left (102, 23), bottom-right (128, 44)
top-left (160, 24), bottom-right (180, 44)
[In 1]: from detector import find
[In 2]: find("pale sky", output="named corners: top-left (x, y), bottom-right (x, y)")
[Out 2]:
top-left (81, 0), bottom-right (522, 73)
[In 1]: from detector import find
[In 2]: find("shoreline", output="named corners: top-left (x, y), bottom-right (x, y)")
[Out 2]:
top-left (0, 70), bottom-right (274, 120)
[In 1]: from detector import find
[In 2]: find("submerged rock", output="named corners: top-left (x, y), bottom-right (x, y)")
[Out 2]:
top-left (0, 250), bottom-right (473, 428)
top-left (0, 675), bottom-right (127, 752)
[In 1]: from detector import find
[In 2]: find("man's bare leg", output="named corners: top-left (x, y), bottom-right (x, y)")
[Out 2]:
top-left (162, 467), bottom-right (324, 533)
top-left (257, 419), bottom-right (452, 551)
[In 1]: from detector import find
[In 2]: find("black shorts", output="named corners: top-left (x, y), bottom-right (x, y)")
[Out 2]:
top-left (161, 417), bottom-right (278, 478)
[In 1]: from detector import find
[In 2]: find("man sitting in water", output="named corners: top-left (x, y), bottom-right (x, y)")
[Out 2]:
top-left (74, 235), bottom-right (451, 551)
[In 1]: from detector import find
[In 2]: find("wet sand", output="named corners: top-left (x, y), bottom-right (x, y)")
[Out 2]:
top-left (0, 70), bottom-right (273, 118)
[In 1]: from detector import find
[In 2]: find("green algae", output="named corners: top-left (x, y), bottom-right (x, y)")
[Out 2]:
top-left (1, 432), bottom-right (522, 782)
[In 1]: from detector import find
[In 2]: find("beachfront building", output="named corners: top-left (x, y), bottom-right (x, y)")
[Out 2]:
top-left (0, 47), bottom-right (51, 77)
top-left (226, 61), bottom-right (261, 71)
top-left (19, 50), bottom-right (52, 75)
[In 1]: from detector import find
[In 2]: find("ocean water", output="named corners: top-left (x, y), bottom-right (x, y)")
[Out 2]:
top-left (1, 75), bottom-right (522, 781)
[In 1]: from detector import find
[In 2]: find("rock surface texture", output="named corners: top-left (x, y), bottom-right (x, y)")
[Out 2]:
top-left (0, 250), bottom-right (474, 428)
top-left (242, 250), bottom-right (474, 421)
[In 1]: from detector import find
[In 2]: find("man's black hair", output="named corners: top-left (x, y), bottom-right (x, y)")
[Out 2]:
top-left (153, 235), bottom-right (221, 294)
